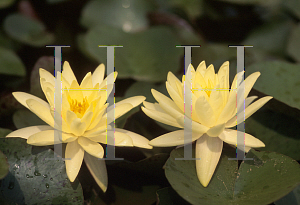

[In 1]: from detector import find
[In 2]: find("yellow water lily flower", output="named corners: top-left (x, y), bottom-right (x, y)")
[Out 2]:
top-left (7, 61), bottom-right (152, 192)
top-left (142, 61), bottom-right (272, 187)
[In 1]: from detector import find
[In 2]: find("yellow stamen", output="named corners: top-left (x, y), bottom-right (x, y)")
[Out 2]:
top-left (69, 97), bottom-right (89, 116)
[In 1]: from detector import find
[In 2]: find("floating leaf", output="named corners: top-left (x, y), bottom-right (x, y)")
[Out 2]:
top-left (0, 150), bottom-right (9, 180)
top-left (245, 108), bottom-right (300, 160)
top-left (243, 19), bottom-right (293, 56)
top-left (246, 61), bottom-right (300, 110)
top-left (165, 145), bottom-right (300, 205)
top-left (0, 47), bottom-right (26, 76)
top-left (80, 0), bottom-right (155, 32)
top-left (0, 128), bottom-right (12, 138)
top-left (156, 187), bottom-right (190, 205)
top-left (0, 138), bottom-right (84, 204)
top-left (81, 25), bottom-right (182, 82)
top-left (233, 150), bottom-right (300, 204)
top-left (274, 184), bottom-right (300, 205)
top-left (287, 23), bottom-right (300, 62)
top-left (167, 0), bottom-right (204, 19)
top-left (0, 0), bottom-right (15, 8)
top-left (282, 0), bottom-right (300, 20)
top-left (4, 13), bottom-right (54, 47)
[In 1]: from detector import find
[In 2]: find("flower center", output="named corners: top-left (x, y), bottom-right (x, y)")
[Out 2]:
top-left (69, 97), bottom-right (89, 116)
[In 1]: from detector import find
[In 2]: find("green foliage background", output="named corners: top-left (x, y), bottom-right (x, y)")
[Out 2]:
top-left (0, 0), bottom-right (299, 204)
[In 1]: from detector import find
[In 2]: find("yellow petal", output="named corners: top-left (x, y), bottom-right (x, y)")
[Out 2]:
top-left (167, 72), bottom-right (182, 96)
top-left (115, 96), bottom-right (146, 108)
top-left (83, 125), bottom-right (107, 138)
top-left (158, 99), bottom-right (184, 122)
top-left (81, 111), bottom-right (94, 128)
top-left (143, 101), bottom-right (165, 113)
top-left (226, 96), bottom-right (272, 128)
top-left (196, 61), bottom-right (206, 77)
top-left (113, 131), bottom-right (134, 146)
top-left (44, 87), bottom-right (54, 107)
top-left (39, 68), bottom-right (54, 86)
top-left (204, 64), bottom-right (215, 85)
top-left (195, 134), bottom-right (223, 187)
top-left (13, 92), bottom-right (50, 110)
top-left (113, 103), bottom-right (133, 121)
top-left (66, 110), bottom-right (78, 127)
top-left (115, 128), bottom-right (152, 149)
top-left (78, 137), bottom-right (104, 158)
top-left (151, 89), bottom-right (182, 113)
top-left (216, 89), bottom-right (238, 125)
top-left (99, 71), bottom-right (118, 89)
top-left (217, 61), bottom-right (229, 89)
top-left (149, 130), bottom-right (202, 147)
top-left (166, 82), bottom-right (184, 112)
top-left (62, 61), bottom-right (77, 85)
top-left (141, 107), bottom-right (183, 128)
top-left (84, 152), bottom-right (107, 192)
top-left (70, 118), bottom-right (86, 136)
top-left (68, 80), bottom-right (83, 102)
top-left (92, 64), bottom-right (105, 87)
top-left (206, 123), bottom-right (226, 137)
top-left (194, 72), bottom-right (207, 91)
top-left (65, 140), bottom-right (84, 182)
top-left (27, 130), bottom-right (77, 145)
top-left (86, 105), bottom-right (106, 131)
top-left (176, 116), bottom-right (209, 134)
top-left (208, 84), bottom-right (224, 119)
top-left (219, 129), bottom-right (265, 147)
top-left (6, 125), bottom-right (53, 139)
top-left (80, 72), bottom-right (93, 97)
top-left (87, 83), bottom-right (100, 104)
top-left (237, 96), bottom-right (258, 114)
top-left (244, 72), bottom-right (260, 99)
top-left (26, 99), bottom-right (54, 127)
top-left (235, 72), bottom-right (261, 112)
top-left (195, 95), bottom-right (216, 127)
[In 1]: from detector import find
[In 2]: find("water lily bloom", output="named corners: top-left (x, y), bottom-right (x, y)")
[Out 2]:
top-left (7, 61), bottom-right (152, 192)
top-left (142, 61), bottom-right (272, 187)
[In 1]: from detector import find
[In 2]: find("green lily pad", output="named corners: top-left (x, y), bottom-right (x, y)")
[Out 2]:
top-left (0, 128), bottom-right (12, 138)
top-left (156, 187), bottom-right (190, 205)
top-left (4, 13), bottom-right (54, 47)
top-left (0, 0), bottom-right (15, 8)
top-left (0, 138), bottom-right (84, 205)
top-left (0, 150), bottom-right (9, 180)
top-left (165, 145), bottom-right (238, 205)
top-left (167, 0), bottom-right (204, 19)
top-left (0, 47), bottom-right (26, 76)
top-left (287, 23), bottom-right (300, 62)
top-left (243, 19), bottom-right (293, 56)
top-left (165, 146), bottom-right (300, 205)
top-left (80, 25), bottom-right (182, 82)
top-left (80, 0), bottom-right (155, 32)
top-left (245, 108), bottom-right (300, 160)
top-left (246, 61), bottom-right (300, 110)
top-left (274, 184), bottom-right (300, 205)
top-left (13, 109), bottom-right (47, 129)
top-left (233, 150), bottom-right (300, 204)
top-left (282, 0), bottom-right (300, 20)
